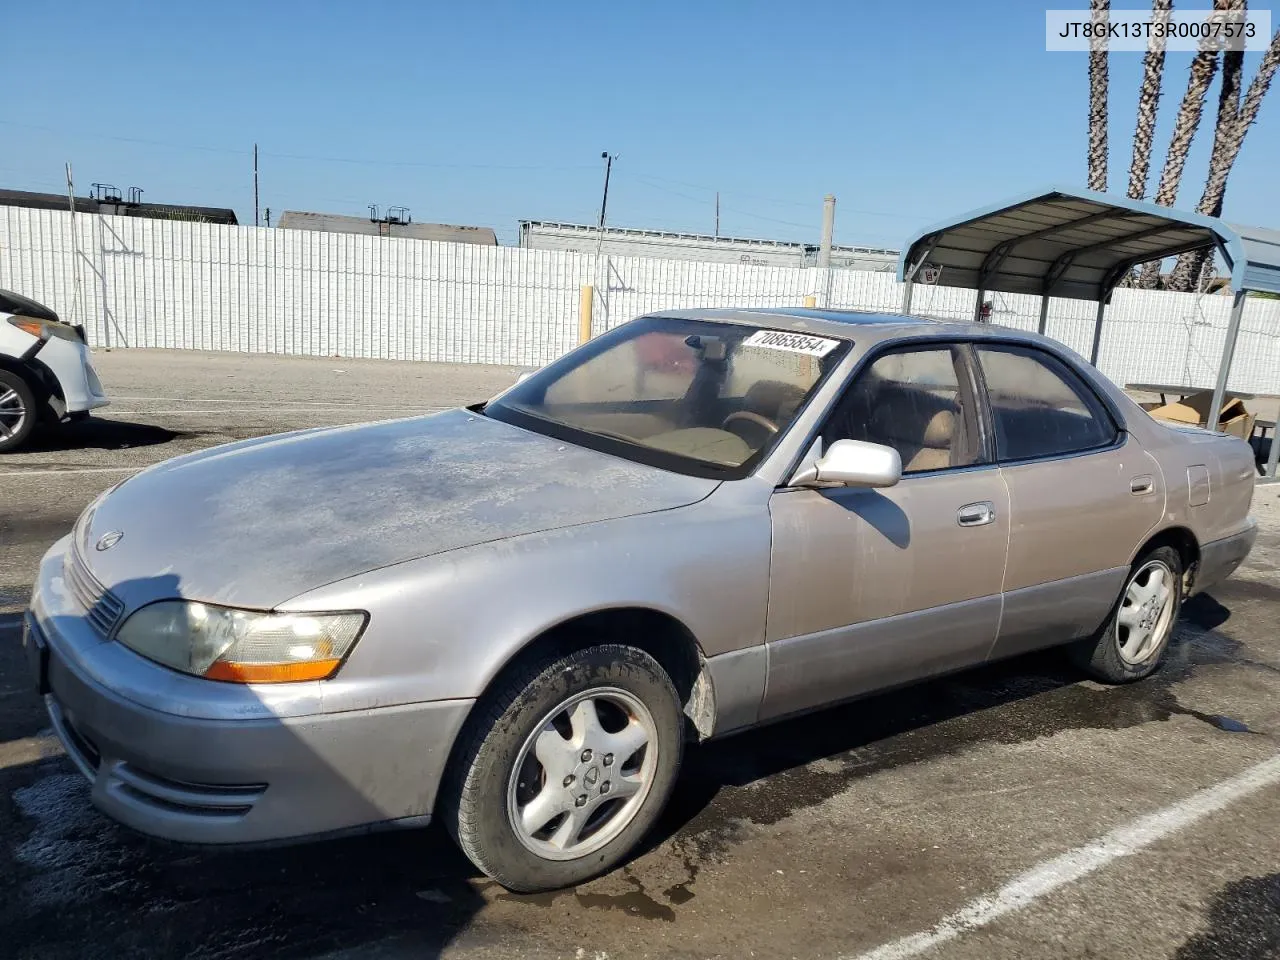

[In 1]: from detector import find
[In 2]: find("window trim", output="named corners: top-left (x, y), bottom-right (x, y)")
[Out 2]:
top-left (970, 342), bottom-right (1123, 466)
top-left (813, 339), bottom-right (992, 479)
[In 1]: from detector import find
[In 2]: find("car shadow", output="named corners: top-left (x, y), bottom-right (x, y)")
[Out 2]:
top-left (25, 417), bottom-right (179, 452)
top-left (644, 590), bottom-right (1244, 855)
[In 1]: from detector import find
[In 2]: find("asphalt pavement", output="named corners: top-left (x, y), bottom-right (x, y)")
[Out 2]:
top-left (2, 349), bottom-right (1280, 960)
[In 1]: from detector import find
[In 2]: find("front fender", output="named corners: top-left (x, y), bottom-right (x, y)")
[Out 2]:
top-left (281, 487), bottom-right (773, 716)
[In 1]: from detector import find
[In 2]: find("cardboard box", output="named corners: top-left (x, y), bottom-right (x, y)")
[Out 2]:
top-left (1148, 389), bottom-right (1255, 439)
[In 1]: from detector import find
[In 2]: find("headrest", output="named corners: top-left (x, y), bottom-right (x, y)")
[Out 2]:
top-left (867, 401), bottom-right (956, 449)
top-left (745, 379), bottom-right (806, 420)
top-left (920, 409), bottom-right (955, 448)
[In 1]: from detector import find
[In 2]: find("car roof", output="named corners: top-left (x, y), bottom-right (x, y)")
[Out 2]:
top-left (649, 306), bottom-right (1054, 348)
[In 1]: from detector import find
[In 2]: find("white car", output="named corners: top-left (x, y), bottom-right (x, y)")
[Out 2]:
top-left (0, 289), bottom-right (110, 452)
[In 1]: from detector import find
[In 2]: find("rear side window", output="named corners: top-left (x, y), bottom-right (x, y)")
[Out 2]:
top-left (976, 345), bottom-right (1116, 461)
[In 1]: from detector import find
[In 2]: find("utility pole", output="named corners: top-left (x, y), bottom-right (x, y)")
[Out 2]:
top-left (595, 151), bottom-right (616, 257)
top-left (715, 192), bottom-right (720, 238)
top-left (253, 143), bottom-right (260, 227)
top-left (818, 194), bottom-right (836, 269)
top-left (65, 162), bottom-right (84, 327)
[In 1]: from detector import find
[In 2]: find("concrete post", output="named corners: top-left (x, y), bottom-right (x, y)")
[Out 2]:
top-left (818, 195), bottom-right (835, 269)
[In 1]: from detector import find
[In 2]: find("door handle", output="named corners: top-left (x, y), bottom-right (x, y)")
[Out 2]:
top-left (1130, 475), bottom-right (1154, 495)
top-left (957, 501), bottom-right (995, 527)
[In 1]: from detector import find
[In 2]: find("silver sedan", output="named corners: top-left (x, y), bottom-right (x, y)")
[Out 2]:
top-left (24, 308), bottom-right (1257, 892)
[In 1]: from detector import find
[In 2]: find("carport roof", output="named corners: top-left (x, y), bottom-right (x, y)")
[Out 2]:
top-left (897, 186), bottom-right (1280, 301)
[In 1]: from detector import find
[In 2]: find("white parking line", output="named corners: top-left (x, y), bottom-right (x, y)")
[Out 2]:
top-left (104, 408), bottom-right (441, 416)
top-left (110, 396), bottom-right (414, 406)
top-left (0, 467), bottom-right (140, 477)
top-left (846, 751), bottom-right (1280, 960)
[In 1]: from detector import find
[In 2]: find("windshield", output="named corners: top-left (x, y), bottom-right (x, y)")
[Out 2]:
top-left (484, 316), bottom-right (850, 478)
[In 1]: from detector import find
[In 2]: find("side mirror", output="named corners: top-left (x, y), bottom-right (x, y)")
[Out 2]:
top-left (789, 439), bottom-right (902, 488)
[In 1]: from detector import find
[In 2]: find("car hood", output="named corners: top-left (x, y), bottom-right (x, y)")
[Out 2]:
top-left (78, 409), bottom-right (718, 611)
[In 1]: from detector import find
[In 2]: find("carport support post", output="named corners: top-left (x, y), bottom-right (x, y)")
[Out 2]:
top-left (1037, 295), bottom-right (1050, 335)
top-left (972, 288), bottom-right (986, 323)
top-left (1209, 289), bottom-right (1248, 437)
top-left (1267, 408), bottom-right (1280, 478)
top-left (1089, 299), bottom-right (1106, 366)
top-left (901, 277), bottom-right (914, 314)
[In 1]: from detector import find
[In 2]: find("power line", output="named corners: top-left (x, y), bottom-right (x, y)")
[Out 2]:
top-left (0, 118), bottom-right (597, 171)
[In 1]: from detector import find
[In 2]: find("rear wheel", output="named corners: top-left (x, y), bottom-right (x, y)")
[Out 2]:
top-left (0, 370), bottom-right (38, 453)
top-left (1070, 545), bottom-right (1182, 683)
top-left (442, 644), bottom-right (684, 892)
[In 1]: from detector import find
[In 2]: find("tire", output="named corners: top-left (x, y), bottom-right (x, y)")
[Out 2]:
top-left (442, 644), bottom-right (684, 893)
top-left (1070, 545), bottom-right (1183, 683)
top-left (0, 369), bottom-right (38, 453)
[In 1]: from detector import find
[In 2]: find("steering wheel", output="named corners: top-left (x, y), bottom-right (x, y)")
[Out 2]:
top-left (721, 410), bottom-right (779, 439)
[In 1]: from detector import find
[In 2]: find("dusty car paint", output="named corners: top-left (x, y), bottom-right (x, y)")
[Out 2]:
top-left (77, 409), bottom-right (719, 612)
top-left (28, 307), bottom-right (1257, 847)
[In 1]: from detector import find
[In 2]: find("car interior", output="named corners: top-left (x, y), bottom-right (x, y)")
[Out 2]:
top-left (520, 328), bottom-right (831, 468)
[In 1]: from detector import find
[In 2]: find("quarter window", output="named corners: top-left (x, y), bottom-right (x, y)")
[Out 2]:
top-left (824, 346), bottom-right (981, 473)
top-left (976, 345), bottom-right (1116, 461)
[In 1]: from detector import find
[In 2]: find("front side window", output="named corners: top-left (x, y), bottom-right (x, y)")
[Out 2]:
top-left (485, 317), bottom-right (850, 478)
top-left (976, 345), bottom-right (1116, 461)
top-left (824, 346), bottom-right (982, 473)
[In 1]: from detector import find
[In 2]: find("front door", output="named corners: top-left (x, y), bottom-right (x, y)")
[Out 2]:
top-left (761, 344), bottom-right (1010, 722)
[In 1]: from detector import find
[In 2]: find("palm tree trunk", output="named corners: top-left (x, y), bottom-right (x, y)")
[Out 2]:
top-left (1169, 23), bottom-right (1280, 290)
top-left (1088, 0), bottom-right (1111, 191)
top-left (1128, 0), bottom-right (1174, 200)
top-left (1134, 40), bottom-right (1222, 287)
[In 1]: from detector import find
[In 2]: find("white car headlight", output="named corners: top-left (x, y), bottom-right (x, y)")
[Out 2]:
top-left (115, 601), bottom-right (367, 683)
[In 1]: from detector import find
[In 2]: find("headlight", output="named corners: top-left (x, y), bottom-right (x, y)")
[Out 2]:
top-left (115, 601), bottom-right (368, 683)
top-left (7, 315), bottom-right (85, 342)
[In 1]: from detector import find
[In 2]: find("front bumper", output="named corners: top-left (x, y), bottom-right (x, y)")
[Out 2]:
top-left (36, 337), bottom-right (109, 414)
top-left (1191, 519), bottom-right (1259, 595)
top-left (24, 567), bottom-right (474, 845)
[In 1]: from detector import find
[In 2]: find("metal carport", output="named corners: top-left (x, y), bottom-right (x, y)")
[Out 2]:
top-left (897, 186), bottom-right (1280, 472)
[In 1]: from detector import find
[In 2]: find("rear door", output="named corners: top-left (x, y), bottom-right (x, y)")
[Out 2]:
top-left (975, 343), bottom-right (1165, 659)
top-left (761, 343), bottom-right (1009, 721)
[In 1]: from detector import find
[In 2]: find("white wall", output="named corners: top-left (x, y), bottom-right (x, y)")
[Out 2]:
top-left (3, 206), bottom-right (1279, 393)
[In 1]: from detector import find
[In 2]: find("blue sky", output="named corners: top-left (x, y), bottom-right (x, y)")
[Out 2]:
top-left (3, 0), bottom-right (1277, 248)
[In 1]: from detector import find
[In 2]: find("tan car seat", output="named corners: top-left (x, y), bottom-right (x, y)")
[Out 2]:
top-left (867, 401), bottom-right (956, 472)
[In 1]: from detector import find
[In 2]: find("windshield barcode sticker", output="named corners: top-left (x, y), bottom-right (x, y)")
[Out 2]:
top-left (743, 330), bottom-right (839, 357)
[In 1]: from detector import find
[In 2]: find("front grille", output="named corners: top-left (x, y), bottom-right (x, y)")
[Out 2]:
top-left (64, 547), bottom-right (125, 638)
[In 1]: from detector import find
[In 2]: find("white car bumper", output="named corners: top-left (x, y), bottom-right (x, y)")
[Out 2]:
top-left (36, 337), bottom-right (110, 415)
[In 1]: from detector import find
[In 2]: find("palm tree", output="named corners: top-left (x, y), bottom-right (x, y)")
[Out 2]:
top-left (1169, 22), bottom-right (1280, 289)
top-left (1128, 0), bottom-right (1174, 200)
top-left (1088, 0), bottom-right (1111, 191)
top-left (1134, 18), bottom-right (1224, 287)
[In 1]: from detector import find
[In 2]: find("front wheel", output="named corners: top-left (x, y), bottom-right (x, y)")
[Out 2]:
top-left (442, 644), bottom-right (684, 892)
top-left (1070, 545), bottom-right (1182, 683)
top-left (0, 369), bottom-right (38, 453)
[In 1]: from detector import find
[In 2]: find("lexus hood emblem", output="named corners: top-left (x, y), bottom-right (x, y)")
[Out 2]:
top-left (95, 530), bottom-right (124, 551)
